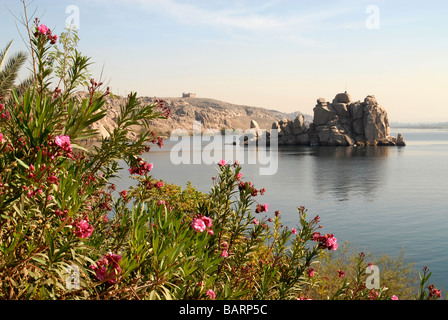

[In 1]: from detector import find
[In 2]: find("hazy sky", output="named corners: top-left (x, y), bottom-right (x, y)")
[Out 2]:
top-left (1, 0), bottom-right (447, 122)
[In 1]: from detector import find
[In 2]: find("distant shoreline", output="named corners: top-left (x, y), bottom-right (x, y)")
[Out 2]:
top-left (390, 124), bottom-right (448, 130)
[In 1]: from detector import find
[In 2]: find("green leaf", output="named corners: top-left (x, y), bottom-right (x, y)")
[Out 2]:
top-left (15, 157), bottom-right (30, 170)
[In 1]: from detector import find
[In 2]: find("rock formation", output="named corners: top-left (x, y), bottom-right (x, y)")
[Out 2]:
top-left (245, 92), bottom-right (405, 146)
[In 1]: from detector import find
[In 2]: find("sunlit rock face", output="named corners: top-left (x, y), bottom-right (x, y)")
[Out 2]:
top-left (247, 92), bottom-right (405, 147)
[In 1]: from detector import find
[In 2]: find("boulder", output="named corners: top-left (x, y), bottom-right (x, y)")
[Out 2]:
top-left (313, 104), bottom-right (334, 126)
top-left (363, 104), bottom-right (389, 142)
top-left (333, 103), bottom-right (350, 118)
top-left (293, 114), bottom-right (306, 135)
top-left (316, 125), bottom-right (331, 143)
top-left (279, 118), bottom-right (293, 136)
top-left (250, 119), bottom-right (260, 129)
top-left (333, 92), bottom-right (352, 104)
top-left (364, 95), bottom-right (377, 106)
top-left (396, 133), bottom-right (406, 146)
top-left (317, 98), bottom-right (327, 105)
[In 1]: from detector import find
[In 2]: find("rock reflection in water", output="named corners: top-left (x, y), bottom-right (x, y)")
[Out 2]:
top-left (310, 146), bottom-right (390, 201)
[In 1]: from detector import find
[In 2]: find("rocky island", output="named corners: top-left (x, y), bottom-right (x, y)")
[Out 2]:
top-left (244, 92), bottom-right (405, 147)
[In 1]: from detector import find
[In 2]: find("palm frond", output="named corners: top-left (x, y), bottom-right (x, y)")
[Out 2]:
top-left (0, 40), bottom-right (13, 71)
top-left (0, 40), bottom-right (28, 97)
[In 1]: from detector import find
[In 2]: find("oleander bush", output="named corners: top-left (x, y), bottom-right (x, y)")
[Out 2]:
top-left (0, 16), bottom-right (442, 300)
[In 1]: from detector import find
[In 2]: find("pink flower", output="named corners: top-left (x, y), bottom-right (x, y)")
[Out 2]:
top-left (252, 218), bottom-right (259, 225)
top-left (191, 218), bottom-right (206, 233)
top-left (55, 135), bottom-right (72, 153)
top-left (391, 295), bottom-right (399, 300)
top-left (218, 159), bottom-right (226, 167)
top-left (155, 181), bottom-right (163, 188)
top-left (291, 228), bottom-right (297, 235)
top-left (72, 219), bottom-right (94, 238)
top-left (337, 270), bottom-right (346, 278)
top-left (207, 229), bottom-right (214, 236)
top-left (220, 250), bottom-right (228, 258)
top-left (37, 24), bottom-right (49, 34)
top-left (50, 34), bottom-right (58, 45)
top-left (263, 203), bottom-right (269, 213)
top-left (236, 172), bottom-right (243, 180)
top-left (206, 289), bottom-right (216, 300)
top-left (220, 241), bottom-right (229, 250)
top-left (313, 232), bottom-right (338, 251)
top-left (201, 216), bottom-right (212, 228)
top-left (90, 252), bottom-right (122, 284)
top-left (0, 133), bottom-right (5, 143)
top-left (47, 174), bottom-right (59, 184)
top-left (325, 234), bottom-right (338, 251)
top-left (128, 157), bottom-right (153, 175)
top-left (307, 268), bottom-right (315, 278)
top-left (255, 203), bottom-right (269, 213)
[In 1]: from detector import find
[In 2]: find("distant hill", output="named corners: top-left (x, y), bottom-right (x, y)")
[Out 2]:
top-left (89, 94), bottom-right (312, 138)
top-left (283, 111), bottom-right (313, 124)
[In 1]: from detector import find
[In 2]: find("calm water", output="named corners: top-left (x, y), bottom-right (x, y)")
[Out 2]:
top-left (113, 128), bottom-right (448, 293)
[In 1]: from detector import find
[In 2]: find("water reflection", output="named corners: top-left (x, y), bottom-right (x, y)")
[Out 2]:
top-left (310, 146), bottom-right (390, 158)
top-left (309, 146), bottom-right (390, 202)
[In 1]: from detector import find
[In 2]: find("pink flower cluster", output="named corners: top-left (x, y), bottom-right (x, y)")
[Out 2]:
top-left (255, 203), bottom-right (269, 213)
top-left (35, 23), bottom-right (58, 44)
top-left (238, 181), bottom-right (264, 197)
top-left (191, 216), bottom-right (213, 235)
top-left (54, 135), bottom-right (72, 153)
top-left (72, 217), bottom-right (94, 239)
top-left (0, 103), bottom-right (10, 120)
top-left (313, 232), bottom-right (338, 251)
top-left (90, 252), bottom-right (122, 284)
top-left (206, 289), bottom-right (216, 300)
top-left (142, 178), bottom-right (164, 190)
top-left (128, 157), bottom-right (153, 175)
top-left (220, 241), bottom-right (229, 258)
top-left (0, 133), bottom-right (5, 144)
top-left (427, 284), bottom-right (442, 299)
top-left (307, 268), bottom-right (315, 278)
top-left (55, 209), bottom-right (68, 221)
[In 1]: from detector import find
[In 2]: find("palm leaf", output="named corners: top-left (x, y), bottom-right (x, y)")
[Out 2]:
top-left (0, 40), bottom-right (28, 97)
